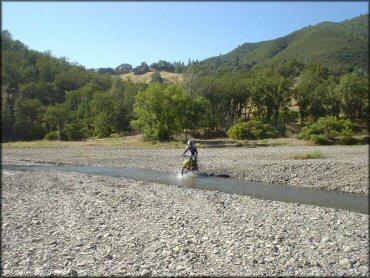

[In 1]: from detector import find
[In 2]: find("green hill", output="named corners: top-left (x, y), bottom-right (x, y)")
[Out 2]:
top-left (203, 14), bottom-right (368, 71)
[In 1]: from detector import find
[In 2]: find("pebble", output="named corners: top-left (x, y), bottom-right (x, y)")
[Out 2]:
top-left (176, 265), bottom-right (186, 271)
top-left (343, 246), bottom-right (353, 252)
top-left (339, 258), bottom-right (352, 268)
top-left (358, 265), bottom-right (369, 274)
top-left (321, 237), bottom-right (329, 243)
top-left (141, 269), bottom-right (151, 276)
top-left (96, 234), bottom-right (103, 239)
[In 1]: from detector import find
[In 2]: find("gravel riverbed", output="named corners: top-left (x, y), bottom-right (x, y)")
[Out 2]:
top-left (1, 145), bottom-right (369, 276)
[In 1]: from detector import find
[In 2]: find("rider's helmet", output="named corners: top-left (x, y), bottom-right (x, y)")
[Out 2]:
top-left (187, 140), bottom-right (194, 146)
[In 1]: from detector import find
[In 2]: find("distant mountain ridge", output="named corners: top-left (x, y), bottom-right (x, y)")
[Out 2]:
top-left (203, 14), bottom-right (368, 71)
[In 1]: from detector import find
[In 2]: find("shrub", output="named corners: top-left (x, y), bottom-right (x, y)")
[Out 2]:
top-left (44, 130), bottom-right (67, 140)
top-left (64, 123), bottom-right (86, 141)
top-left (298, 117), bottom-right (354, 145)
top-left (342, 136), bottom-right (358, 145)
top-left (310, 134), bottom-right (332, 145)
top-left (44, 131), bottom-right (59, 140)
top-left (94, 113), bottom-right (112, 138)
top-left (151, 71), bottom-right (163, 83)
top-left (227, 120), bottom-right (278, 140)
top-left (292, 151), bottom-right (324, 160)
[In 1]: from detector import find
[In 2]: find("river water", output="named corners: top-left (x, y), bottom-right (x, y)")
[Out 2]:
top-left (3, 163), bottom-right (368, 214)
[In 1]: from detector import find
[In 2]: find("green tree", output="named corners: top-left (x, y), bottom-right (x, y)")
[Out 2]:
top-left (110, 79), bottom-right (132, 133)
top-left (13, 98), bottom-right (46, 140)
top-left (133, 62), bottom-right (150, 75)
top-left (1, 98), bottom-right (15, 141)
top-left (250, 66), bottom-right (292, 130)
top-left (151, 71), bottom-right (163, 83)
top-left (20, 81), bottom-right (58, 105)
top-left (336, 73), bottom-right (368, 120)
top-left (134, 84), bottom-right (183, 141)
top-left (294, 64), bottom-right (332, 124)
top-left (114, 63), bottom-right (132, 74)
top-left (150, 60), bottom-right (175, 72)
top-left (53, 66), bottom-right (90, 97)
top-left (94, 112), bottom-right (112, 138)
top-left (172, 90), bottom-right (210, 141)
top-left (43, 103), bottom-right (71, 140)
top-left (37, 56), bottom-right (57, 83)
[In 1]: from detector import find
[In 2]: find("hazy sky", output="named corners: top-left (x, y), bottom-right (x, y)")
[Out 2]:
top-left (2, 1), bottom-right (368, 69)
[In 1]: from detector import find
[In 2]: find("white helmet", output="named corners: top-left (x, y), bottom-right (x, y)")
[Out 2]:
top-left (187, 140), bottom-right (194, 146)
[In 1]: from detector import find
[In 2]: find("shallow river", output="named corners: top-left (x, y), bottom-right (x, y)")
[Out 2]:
top-left (3, 163), bottom-right (368, 215)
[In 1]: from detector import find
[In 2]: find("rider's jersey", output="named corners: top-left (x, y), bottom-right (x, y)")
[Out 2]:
top-left (184, 145), bottom-right (198, 157)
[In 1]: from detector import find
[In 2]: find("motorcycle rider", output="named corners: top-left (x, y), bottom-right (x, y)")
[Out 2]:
top-left (182, 140), bottom-right (198, 171)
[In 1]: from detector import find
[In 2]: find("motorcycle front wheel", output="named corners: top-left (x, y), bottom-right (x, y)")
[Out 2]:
top-left (181, 166), bottom-right (189, 175)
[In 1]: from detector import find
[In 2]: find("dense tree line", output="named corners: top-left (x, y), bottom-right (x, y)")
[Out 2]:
top-left (95, 60), bottom-right (186, 76)
top-left (2, 30), bottom-right (368, 143)
top-left (183, 60), bottom-right (367, 134)
top-left (1, 31), bottom-right (147, 141)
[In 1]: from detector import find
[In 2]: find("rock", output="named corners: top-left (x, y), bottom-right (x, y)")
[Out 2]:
top-left (339, 258), bottom-right (351, 268)
top-left (176, 265), bottom-right (186, 271)
top-left (66, 267), bottom-right (78, 276)
top-left (53, 269), bottom-right (66, 275)
top-left (226, 240), bottom-right (234, 245)
top-left (162, 250), bottom-right (172, 257)
top-left (358, 265), bottom-right (368, 274)
top-left (141, 269), bottom-right (152, 276)
top-left (141, 265), bottom-right (150, 270)
top-left (321, 237), bottom-right (329, 243)
top-left (96, 234), bottom-right (103, 239)
top-left (76, 262), bottom-right (87, 267)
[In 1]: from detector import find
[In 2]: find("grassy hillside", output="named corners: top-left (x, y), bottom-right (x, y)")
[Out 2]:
top-left (204, 14), bottom-right (368, 71)
top-left (119, 71), bottom-right (183, 84)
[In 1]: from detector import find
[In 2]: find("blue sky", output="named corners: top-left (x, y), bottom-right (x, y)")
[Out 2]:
top-left (2, 1), bottom-right (368, 69)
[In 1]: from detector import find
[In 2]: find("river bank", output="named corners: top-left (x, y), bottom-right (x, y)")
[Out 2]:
top-left (2, 170), bottom-right (369, 276)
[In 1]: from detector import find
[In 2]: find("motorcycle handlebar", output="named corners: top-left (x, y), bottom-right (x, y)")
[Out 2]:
top-left (181, 155), bottom-right (197, 159)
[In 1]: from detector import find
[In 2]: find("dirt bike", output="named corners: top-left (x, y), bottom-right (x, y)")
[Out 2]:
top-left (181, 155), bottom-right (199, 175)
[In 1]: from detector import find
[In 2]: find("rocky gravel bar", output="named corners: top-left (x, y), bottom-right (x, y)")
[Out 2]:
top-left (1, 145), bottom-right (369, 276)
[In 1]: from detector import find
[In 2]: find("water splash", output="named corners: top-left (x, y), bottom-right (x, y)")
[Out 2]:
top-left (176, 171), bottom-right (199, 179)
